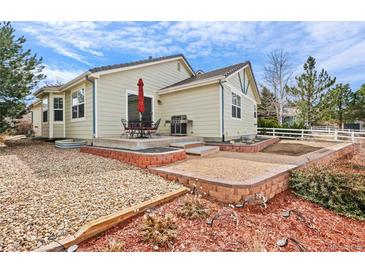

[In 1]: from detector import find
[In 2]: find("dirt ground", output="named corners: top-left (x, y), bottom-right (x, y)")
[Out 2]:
top-left (78, 190), bottom-right (365, 252)
top-left (261, 142), bottom-right (322, 156)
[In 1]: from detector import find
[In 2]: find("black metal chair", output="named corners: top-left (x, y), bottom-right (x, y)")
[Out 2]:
top-left (145, 118), bottom-right (161, 137)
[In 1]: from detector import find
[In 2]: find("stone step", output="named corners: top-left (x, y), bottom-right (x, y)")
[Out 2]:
top-left (170, 141), bottom-right (205, 149)
top-left (185, 146), bottom-right (220, 156)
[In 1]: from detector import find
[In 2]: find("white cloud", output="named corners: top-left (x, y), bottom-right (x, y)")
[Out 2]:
top-left (42, 64), bottom-right (84, 84)
top-left (17, 21), bottom-right (365, 89)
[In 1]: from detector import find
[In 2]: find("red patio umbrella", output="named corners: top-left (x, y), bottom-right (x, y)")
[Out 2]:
top-left (137, 78), bottom-right (145, 113)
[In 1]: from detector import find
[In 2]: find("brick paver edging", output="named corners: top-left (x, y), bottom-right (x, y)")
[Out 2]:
top-left (209, 137), bottom-right (280, 153)
top-left (149, 143), bottom-right (355, 203)
top-left (80, 146), bottom-right (186, 168)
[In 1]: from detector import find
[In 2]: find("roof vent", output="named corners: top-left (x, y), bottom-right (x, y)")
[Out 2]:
top-left (196, 69), bottom-right (205, 75)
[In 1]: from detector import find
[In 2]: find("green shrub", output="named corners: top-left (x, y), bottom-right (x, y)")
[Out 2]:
top-left (290, 166), bottom-right (365, 220)
top-left (258, 118), bottom-right (281, 128)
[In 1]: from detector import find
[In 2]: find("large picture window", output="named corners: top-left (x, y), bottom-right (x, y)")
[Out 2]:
top-left (42, 98), bottom-right (48, 123)
top-left (232, 93), bottom-right (241, 119)
top-left (72, 89), bottom-right (85, 119)
top-left (54, 97), bottom-right (63, 122)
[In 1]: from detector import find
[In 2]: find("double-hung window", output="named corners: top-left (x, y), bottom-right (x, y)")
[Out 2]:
top-left (54, 97), bottom-right (63, 122)
top-left (232, 92), bottom-right (241, 119)
top-left (72, 89), bottom-right (85, 119)
top-left (42, 98), bottom-right (48, 122)
top-left (254, 105), bottom-right (257, 118)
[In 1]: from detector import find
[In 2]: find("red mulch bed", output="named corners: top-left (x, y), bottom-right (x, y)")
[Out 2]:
top-left (78, 190), bottom-right (365, 252)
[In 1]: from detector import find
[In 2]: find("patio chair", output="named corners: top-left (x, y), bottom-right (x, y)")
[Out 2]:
top-left (121, 119), bottom-right (134, 138)
top-left (145, 118), bottom-right (161, 137)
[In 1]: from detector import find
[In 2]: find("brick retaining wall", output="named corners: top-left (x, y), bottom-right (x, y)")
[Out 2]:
top-left (209, 137), bottom-right (280, 153)
top-left (150, 143), bottom-right (355, 203)
top-left (80, 146), bottom-right (186, 169)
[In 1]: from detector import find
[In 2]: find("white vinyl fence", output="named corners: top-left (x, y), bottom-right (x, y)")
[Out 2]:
top-left (258, 127), bottom-right (365, 143)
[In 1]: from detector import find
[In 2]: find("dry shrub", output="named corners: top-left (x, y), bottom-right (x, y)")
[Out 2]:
top-left (177, 196), bottom-right (211, 220)
top-left (246, 228), bottom-right (268, 252)
top-left (140, 213), bottom-right (177, 247)
top-left (103, 238), bottom-right (124, 252)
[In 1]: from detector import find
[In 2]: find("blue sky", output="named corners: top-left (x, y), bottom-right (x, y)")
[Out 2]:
top-left (14, 21), bottom-right (365, 91)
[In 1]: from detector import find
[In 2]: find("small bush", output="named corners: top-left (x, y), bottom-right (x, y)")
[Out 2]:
top-left (104, 238), bottom-right (124, 252)
top-left (177, 196), bottom-right (211, 220)
top-left (140, 213), bottom-right (177, 247)
top-left (258, 118), bottom-right (281, 128)
top-left (290, 165), bottom-right (365, 220)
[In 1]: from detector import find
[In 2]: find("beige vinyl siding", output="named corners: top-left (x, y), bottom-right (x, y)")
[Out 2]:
top-left (53, 124), bottom-right (64, 138)
top-left (41, 94), bottom-right (49, 138)
top-left (226, 68), bottom-right (257, 102)
top-left (64, 82), bottom-right (93, 139)
top-left (97, 60), bottom-right (192, 138)
top-left (223, 81), bottom-right (257, 140)
top-left (159, 83), bottom-right (221, 138)
top-left (31, 104), bottom-right (42, 137)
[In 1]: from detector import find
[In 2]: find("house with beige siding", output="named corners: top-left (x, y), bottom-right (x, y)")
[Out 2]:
top-left (29, 54), bottom-right (260, 143)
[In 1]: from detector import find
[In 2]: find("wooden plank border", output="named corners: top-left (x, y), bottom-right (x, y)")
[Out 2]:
top-left (34, 187), bottom-right (189, 252)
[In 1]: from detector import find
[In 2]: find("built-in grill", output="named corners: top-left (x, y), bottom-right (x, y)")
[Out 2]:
top-left (171, 115), bottom-right (187, 135)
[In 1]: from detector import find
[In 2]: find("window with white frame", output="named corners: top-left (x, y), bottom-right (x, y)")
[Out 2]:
top-left (177, 62), bottom-right (181, 71)
top-left (232, 92), bottom-right (241, 119)
top-left (42, 98), bottom-right (48, 122)
top-left (54, 97), bottom-right (63, 122)
top-left (72, 89), bottom-right (85, 119)
top-left (254, 105), bottom-right (257, 118)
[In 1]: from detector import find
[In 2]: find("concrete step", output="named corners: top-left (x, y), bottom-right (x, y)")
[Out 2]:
top-left (185, 146), bottom-right (220, 156)
top-left (170, 141), bottom-right (205, 149)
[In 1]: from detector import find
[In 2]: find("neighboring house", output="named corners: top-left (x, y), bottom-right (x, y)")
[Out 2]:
top-left (29, 54), bottom-right (261, 142)
top-left (283, 107), bottom-right (299, 126)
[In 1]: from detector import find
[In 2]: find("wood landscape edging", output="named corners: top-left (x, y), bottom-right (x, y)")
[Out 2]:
top-left (34, 187), bottom-right (189, 252)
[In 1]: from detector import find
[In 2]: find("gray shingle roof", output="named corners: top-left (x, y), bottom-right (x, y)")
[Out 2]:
top-left (89, 54), bottom-right (194, 73)
top-left (161, 61), bottom-right (249, 90)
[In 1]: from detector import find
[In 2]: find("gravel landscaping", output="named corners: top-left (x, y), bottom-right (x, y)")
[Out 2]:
top-left (169, 157), bottom-right (289, 181)
top-left (0, 140), bottom-right (180, 251)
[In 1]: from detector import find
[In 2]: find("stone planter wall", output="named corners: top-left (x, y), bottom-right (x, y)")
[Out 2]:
top-left (80, 146), bottom-right (186, 169)
top-left (209, 137), bottom-right (280, 153)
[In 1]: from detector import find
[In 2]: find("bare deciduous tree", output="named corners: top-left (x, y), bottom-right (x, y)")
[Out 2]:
top-left (264, 50), bottom-right (292, 125)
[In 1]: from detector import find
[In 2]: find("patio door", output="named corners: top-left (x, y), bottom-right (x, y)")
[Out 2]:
top-left (127, 93), bottom-right (153, 122)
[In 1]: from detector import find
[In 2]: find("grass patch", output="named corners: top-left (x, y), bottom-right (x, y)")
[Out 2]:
top-left (290, 165), bottom-right (365, 220)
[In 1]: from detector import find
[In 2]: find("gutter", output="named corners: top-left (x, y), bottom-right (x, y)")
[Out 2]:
top-left (86, 75), bottom-right (96, 140)
top-left (219, 80), bottom-right (225, 142)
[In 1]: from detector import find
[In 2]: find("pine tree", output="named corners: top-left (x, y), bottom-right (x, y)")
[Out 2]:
top-left (257, 86), bottom-right (277, 119)
top-left (288, 56), bottom-right (335, 127)
top-left (0, 22), bottom-right (45, 132)
top-left (323, 83), bottom-right (352, 128)
top-left (350, 84), bottom-right (365, 122)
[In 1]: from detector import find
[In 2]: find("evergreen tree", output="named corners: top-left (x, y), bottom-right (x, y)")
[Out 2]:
top-left (288, 56), bottom-right (335, 127)
top-left (350, 84), bottom-right (365, 122)
top-left (0, 22), bottom-right (45, 132)
top-left (322, 83), bottom-right (352, 128)
top-left (258, 86), bottom-right (277, 119)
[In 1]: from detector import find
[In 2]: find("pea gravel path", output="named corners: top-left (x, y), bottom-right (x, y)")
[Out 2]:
top-left (0, 141), bottom-right (180, 251)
